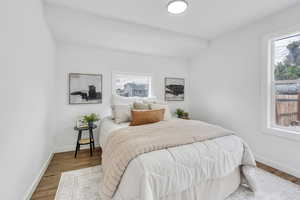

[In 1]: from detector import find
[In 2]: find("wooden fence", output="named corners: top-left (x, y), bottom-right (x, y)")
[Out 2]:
top-left (276, 94), bottom-right (300, 126)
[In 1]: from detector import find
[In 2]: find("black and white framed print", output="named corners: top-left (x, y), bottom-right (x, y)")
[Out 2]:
top-left (69, 73), bottom-right (102, 104)
top-left (165, 77), bottom-right (185, 101)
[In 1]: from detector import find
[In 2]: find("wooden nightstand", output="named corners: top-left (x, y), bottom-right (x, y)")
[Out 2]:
top-left (74, 125), bottom-right (97, 158)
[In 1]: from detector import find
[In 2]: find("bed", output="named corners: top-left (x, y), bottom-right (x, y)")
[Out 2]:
top-left (99, 117), bottom-right (257, 200)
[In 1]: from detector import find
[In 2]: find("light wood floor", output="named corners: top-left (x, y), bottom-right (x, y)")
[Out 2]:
top-left (31, 148), bottom-right (300, 200)
top-left (31, 148), bottom-right (102, 200)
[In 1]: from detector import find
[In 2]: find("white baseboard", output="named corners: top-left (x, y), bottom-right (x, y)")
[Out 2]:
top-left (24, 152), bottom-right (54, 200)
top-left (255, 153), bottom-right (300, 178)
top-left (54, 143), bottom-right (100, 153)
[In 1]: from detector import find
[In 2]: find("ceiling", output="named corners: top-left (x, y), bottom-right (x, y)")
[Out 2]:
top-left (44, 4), bottom-right (208, 58)
top-left (45, 0), bottom-right (300, 39)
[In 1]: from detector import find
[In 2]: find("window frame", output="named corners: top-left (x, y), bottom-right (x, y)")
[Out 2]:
top-left (261, 28), bottom-right (300, 142)
top-left (111, 71), bottom-right (153, 98)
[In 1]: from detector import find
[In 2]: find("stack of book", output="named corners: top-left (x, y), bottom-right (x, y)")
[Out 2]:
top-left (76, 119), bottom-right (88, 128)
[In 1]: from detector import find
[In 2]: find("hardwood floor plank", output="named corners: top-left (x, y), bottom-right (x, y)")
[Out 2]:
top-left (31, 148), bottom-right (101, 200)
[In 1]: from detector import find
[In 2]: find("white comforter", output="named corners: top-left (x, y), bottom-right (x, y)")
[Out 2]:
top-left (99, 117), bottom-right (256, 200)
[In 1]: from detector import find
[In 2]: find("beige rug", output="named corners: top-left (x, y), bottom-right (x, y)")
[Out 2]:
top-left (55, 166), bottom-right (300, 200)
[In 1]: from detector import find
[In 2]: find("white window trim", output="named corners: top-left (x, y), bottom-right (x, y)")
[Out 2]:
top-left (261, 26), bottom-right (300, 142)
top-left (111, 71), bottom-right (154, 97)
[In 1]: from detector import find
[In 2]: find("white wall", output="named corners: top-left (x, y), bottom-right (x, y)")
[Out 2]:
top-left (0, 0), bottom-right (56, 199)
top-left (189, 5), bottom-right (300, 177)
top-left (54, 43), bottom-right (190, 152)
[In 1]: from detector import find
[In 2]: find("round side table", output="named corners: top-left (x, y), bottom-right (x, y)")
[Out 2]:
top-left (74, 125), bottom-right (97, 158)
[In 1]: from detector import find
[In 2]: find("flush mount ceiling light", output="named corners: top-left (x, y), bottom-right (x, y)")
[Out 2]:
top-left (167, 0), bottom-right (188, 14)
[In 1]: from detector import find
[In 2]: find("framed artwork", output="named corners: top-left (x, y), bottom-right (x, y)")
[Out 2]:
top-left (69, 73), bottom-right (102, 104)
top-left (165, 77), bottom-right (185, 101)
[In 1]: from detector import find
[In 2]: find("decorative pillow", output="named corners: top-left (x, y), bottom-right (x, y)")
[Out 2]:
top-left (130, 109), bottom-right (165, 126)
top-left (133, 102), bottom-right (150, 110)
top-left (112, 104), bottom-right (132, 124)
top-left (150, 103), bottom-right (172, 121)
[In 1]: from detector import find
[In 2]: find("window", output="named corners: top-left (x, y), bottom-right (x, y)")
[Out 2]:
top-left (113, 73), bottom-right (152, 98)
top-left (271, 33), bottom-right (300, 129)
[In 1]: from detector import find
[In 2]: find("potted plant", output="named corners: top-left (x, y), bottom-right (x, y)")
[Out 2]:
top-left (83, 113), bottom-right (100, 128)
top-left (175, 109), bottom-right (190, 119)
top-left (182, 112), bottom-right (189, 119)
top-left (175, 108), bottom-right (185, 118)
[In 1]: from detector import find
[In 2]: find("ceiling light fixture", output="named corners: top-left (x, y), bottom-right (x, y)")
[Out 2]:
top-left (167, 0), bottom-right (188, 14)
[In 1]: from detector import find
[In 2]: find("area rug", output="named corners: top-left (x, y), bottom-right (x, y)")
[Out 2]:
top-left (55, 165), bottom-right (300, 200)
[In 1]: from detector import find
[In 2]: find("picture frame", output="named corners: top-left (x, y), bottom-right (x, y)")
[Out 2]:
top-left (69, 73), bottom-right (102, 105)
top-left (164, 77), bottom-right (185, 101)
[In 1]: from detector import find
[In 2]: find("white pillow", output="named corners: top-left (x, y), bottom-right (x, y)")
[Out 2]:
top-left (150, 103), bottom-right (172, 121)
top-left (112, 104), bottom-right (132, 124)
top-left (112, 95), bottom-right (135, 105)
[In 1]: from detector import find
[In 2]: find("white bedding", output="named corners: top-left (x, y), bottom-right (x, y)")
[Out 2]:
top-left (99, 117), bottom-right (256, 200)
top-left (99, 117), bottom-right (129, 148)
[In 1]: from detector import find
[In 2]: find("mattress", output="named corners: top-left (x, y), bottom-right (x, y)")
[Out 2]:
top-left (99, 117), bottom-right (253, 200)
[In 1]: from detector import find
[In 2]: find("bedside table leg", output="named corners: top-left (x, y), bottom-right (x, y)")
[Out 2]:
top-left (89, 129), bottom-right (93, 156)
top-left (75, 130), bottom-right (82, 158)
top-left (91, 130), bottom-right (95, 150)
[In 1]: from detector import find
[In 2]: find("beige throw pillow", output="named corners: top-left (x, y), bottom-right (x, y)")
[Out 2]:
top-left (133, 102), bottom-right (150, 110)
top-left (150, 103), bottom-right (172, 121)
top-left (112, 104), bottom-right (132, 124)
